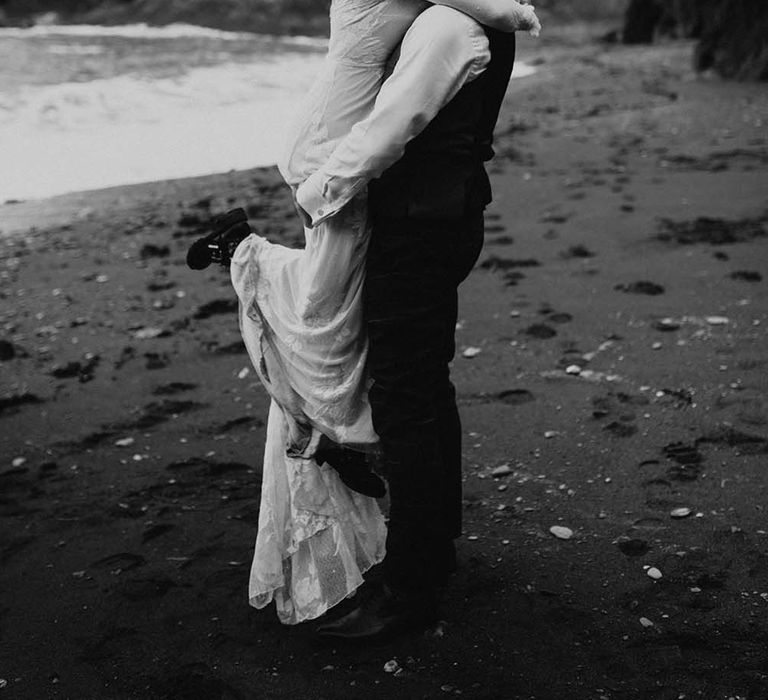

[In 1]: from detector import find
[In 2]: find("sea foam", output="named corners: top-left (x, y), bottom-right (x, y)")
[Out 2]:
top-left (0, 22), bottom-right (328, 46)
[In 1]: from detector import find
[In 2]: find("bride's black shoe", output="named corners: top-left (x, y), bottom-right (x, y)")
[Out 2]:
top-left (315, 447), bottom-right (387, 499)
top-left (186, 208), bottom-right (252, 270)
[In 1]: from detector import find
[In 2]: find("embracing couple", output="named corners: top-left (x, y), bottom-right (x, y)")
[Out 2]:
top-left (219, 0), bottom-right (539, 640)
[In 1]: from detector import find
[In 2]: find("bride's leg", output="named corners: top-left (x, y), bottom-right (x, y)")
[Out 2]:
top-left (231, 197), bottom-right (378, 451)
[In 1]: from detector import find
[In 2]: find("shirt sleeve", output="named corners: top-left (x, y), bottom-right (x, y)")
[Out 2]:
top-left (295, 6), bottom-right (491, 227)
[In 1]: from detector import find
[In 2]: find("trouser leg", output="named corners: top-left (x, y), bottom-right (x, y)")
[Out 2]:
top-left (364, 212), bottom-right (484, 591)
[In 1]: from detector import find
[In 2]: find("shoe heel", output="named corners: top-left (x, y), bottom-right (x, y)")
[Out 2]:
top-left (186, 208), bottom-right (251, 270)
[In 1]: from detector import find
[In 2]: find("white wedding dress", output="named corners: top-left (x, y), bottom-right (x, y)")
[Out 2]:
top-left (231, 0), bottom-right (427, 625)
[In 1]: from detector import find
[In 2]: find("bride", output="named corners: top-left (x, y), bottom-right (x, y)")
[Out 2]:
top-left (229, 0), bottom-right (540, 624)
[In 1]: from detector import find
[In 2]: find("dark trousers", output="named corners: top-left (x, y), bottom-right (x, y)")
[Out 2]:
top-left (364, 210), bottom-right (485, 592)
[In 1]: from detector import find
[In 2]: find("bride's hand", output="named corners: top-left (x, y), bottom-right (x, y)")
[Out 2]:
top-left (493, 2), bottom-right (541, 36)
top-left (432, 0), bottom-right (542, 37)
top-left (521, 5), bottom-right (542, 37)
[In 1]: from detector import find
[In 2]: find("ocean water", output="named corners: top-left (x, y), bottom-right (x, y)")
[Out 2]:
top-left (0, 23), bottom-right (535, 202)
top-left (0, 23), bottom-right (327, 201)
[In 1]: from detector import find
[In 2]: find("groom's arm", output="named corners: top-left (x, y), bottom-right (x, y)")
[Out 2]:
top-left (295, 6), bottom-right (491, 228)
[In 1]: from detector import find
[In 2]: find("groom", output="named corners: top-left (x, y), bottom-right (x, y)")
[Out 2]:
top-left (295, 6), bottom-right (518, 639)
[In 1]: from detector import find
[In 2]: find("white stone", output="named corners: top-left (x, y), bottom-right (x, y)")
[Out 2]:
top-left (565, 364), bottom-right (582, 375)
top-left (462, 346), bottom-right (482, 358)
top-left (132, 326), bottom-right (164, 340)
top-left (491, 464), bottom-right (513, 477)
top-left (114, 437), bottom-right (135, 447)
top-left (383, 660), bottom-right (400, 674)
top-left (670, 507), bottom-right (692, 518)
top-left (639, 617), bottom-right (654, 628)
top-left (647, 567), bottom-right (663, 580)
top-left (549, 526), bottom-right (573, 540)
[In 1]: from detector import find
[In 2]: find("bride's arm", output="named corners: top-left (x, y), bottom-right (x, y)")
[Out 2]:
top-left (296, 7), bottom-right (494, 228)
top-left (429, 0), bottom-right (541, 35)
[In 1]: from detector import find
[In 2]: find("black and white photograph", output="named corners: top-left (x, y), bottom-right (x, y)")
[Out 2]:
top-left (0, 0), bottom-right (766, 697)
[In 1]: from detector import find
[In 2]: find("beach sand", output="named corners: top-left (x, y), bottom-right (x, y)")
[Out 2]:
top-left (1, 32), bottom-right (767, 699)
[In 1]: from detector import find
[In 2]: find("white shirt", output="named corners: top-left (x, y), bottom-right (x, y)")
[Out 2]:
top-left (295, 6), bottom-right (491, 228)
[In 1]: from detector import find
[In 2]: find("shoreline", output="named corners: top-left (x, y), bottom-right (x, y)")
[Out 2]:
top-left (0, 165), bottom-right (284, 239)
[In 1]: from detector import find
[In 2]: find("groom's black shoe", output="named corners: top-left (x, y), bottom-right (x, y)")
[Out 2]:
top-left (186, 208), bottom-right (251, 270)
top-left (316, 584), bottom-right (438, 641)
top-left (315, 447), bottom-right (387, 498)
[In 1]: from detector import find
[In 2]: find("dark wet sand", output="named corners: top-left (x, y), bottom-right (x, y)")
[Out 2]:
top-left (1, 31), bottom-right (767, 700)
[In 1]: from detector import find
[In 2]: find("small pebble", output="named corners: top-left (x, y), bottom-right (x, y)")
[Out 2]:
top-left (549, 526), bottom-right (573, 540)
top-left (565, 364), bottom-right (582, 375)
top-left (114, 437), bottom-right (135, 447)
top-left (670, 507), bottom-right (692, 518)
top-left (237, 367), bottom-right (250, 379)
top-left (705, 316), bottom-right (729, 325)
top-left (462, 346), bottom-right (482, 358)
top-left (653, 318), bottom-right (680, 331)
top-left (639, 617), bottom-right (654, 628)
top-left (384, 660), bottom-right (400, 674)
top-left (491, 464), bottom-right (512, 477)
top-left (132, 326), bottom-right (164, 340)
top-left (647, 567), bottom-right (663, 580)
top-left (11, 456), bottom-right (26, 468)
